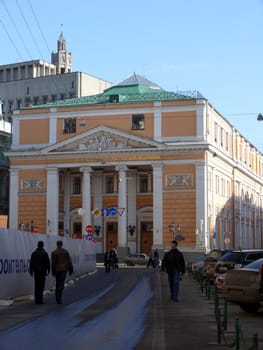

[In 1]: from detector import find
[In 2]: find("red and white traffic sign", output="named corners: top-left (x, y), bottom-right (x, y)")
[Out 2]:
top-left (86, 225), bottom-right (93, 233)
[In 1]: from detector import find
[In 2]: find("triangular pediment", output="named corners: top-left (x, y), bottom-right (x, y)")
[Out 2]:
top-left (41, 126), bottom-right (165, 153)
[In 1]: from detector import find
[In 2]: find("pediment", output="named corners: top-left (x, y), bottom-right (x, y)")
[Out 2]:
top-left (41, 126), bottom-right (165, 153)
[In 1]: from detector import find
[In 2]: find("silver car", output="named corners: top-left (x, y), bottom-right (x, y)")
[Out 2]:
top-left (124, 253), bottom-right (149, 266)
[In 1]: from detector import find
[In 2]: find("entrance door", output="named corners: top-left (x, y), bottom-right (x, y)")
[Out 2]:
top-left (106, 222), bottom-right (118, 251)
top-left (140, 222), bottom-right (153, 254)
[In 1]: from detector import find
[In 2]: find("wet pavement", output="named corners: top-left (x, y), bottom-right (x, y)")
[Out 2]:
top-left (0, 267), bottom-right (262, 349)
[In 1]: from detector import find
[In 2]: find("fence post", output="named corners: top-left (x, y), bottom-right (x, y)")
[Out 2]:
top-left (216, 307), bottom-right (221, 344)
top-left (235, 318), bottom-right (240, 350)
top-left (223, 299), bottom-right (228, 331)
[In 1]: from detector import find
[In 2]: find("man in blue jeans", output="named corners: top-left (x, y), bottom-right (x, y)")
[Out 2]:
top-left (161, 240), bottom-right (185, 301)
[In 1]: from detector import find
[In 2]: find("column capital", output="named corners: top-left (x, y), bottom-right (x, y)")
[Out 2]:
top-left (9, 167), bottom-right (19, 175)
top-left (115, 165), bottom-right (128, 172)
top-left (152, 162), bottom-right (163, 169)
top-left (80, 166), bottom-right (93, 174)
top-left (46, 166), bottom-right (58, 173)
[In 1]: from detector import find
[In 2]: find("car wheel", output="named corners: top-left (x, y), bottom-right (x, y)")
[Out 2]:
top-left (240, 303), bottom-right (260, 313)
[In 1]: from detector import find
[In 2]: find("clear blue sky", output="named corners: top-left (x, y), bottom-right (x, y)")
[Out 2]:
top-left (1, 0), bottom-right (263, 151)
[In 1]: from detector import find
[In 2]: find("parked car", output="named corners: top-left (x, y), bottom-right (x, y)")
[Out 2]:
top-left (187, 253), bottom-right (207, 273)
top-left (222, 258), bottom-right (263, 312)
top-left (215, 249), bottom-right (263, 276)
top-left (203, 249), bottom-right (227, 282)
top-left (124, 253), bottom-right (149, 266)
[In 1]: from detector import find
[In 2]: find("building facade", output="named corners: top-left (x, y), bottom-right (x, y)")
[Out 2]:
top-left (6, 74), bottom-right (263, 255)
top-left (0, 32), bottom-right (112, 122)
top-left (0, 100), bottom-right (11, 216)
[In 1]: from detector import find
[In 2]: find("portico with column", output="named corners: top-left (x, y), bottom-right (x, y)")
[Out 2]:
top-left (152, 163), bottom-right (163, 249)
top-left (115, 165), bottom-right (129, 258)
top-left (46, 167), bottom-right (59, 235)
top-left (80, 167), bottom-right (92, 237)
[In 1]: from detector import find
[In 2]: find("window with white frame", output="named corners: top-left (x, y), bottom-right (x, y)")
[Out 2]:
top-left (63, 118), bottom-right (76, 134)
top-left (131, 114), bottom-right (145, 130)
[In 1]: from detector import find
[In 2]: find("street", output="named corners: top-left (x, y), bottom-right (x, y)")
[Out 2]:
top-left (0, 267), bottom-right (262, 350)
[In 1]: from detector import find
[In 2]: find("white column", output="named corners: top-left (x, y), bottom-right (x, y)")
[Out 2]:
top-left (46, 167), bottom-right (59, 235)
top-left (93, 171), bottom-right (103, 239)
top-left (49, 111), bottom-right (57, 145)
top-left (80, 167), bottom-right (92, 232)
top-left (196, 100), bottom-right (206, 141)
top-left (64, 169), bottom-right (70, 236)
top-left (153, 101), bottom-right (162, 141)
top-left (196, 161), bottom-right (209, 251)
top-left (116, 165), bottom-right (128, 247)
top-left (127, 170), bottom-right (137, 253)
top-left (152, 163), bottom-right (163, 247)
top-left (9, 168), bottom-right (19, 229)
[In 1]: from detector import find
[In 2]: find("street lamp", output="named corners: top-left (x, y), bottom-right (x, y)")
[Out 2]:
top-left (128, 225), bottom-right (136, 236)
top-left (93, 225), bottom-right (101, 236)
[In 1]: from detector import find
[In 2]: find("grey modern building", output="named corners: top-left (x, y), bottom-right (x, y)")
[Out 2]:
top-left (0, 32), bottom-right (112, 122)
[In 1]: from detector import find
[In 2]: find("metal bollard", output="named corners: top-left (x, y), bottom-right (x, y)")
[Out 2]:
top-left (216, 307), bottom-right (221, 344)
top-left (235, 318), bottom-right (240, 350)
top-left (207, 281), bottom-right (211, 300)
top-left (223, 299), bottom-right (228, 331)
top-left (252, 333), bottom-right (258, 350)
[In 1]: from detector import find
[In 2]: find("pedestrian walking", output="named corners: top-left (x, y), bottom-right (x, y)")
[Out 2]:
top-left (104, 249), bottom-right (113, 272)
top-left (161, 240), bottom-right (185, 302)
top-left (29, 241), bottom-right (50, 304)
top-left (51, 240), bottom-right (73, 304)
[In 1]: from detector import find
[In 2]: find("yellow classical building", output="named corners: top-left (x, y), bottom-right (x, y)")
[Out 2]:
top-left (6, 74), bottom-right (263, 256)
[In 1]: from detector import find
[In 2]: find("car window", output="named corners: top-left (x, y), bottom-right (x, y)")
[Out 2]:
top-left (245, 252), bottom-right (263, 263)
top-left (219, 252), bottom-right (244, 263)
top-left (244, 258), bottom-right (263, 270)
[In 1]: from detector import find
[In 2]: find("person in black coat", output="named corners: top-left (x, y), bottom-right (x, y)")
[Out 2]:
top-left (161, 240), bottom-right (185, 302)
top-left (29, 241), bottom-right (50, 304)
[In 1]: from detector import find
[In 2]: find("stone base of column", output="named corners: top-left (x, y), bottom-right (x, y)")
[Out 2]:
top-left (116, 246), bottom-right (130, 262)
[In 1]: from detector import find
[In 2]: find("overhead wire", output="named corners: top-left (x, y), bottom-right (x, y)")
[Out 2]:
top-left (15, 0), bottom-right (44, 59)
top-left (0, 18), bottom-right (24, 61)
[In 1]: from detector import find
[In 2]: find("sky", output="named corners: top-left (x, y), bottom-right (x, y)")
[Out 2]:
top-left (1, 0), bottom-right (263, 151)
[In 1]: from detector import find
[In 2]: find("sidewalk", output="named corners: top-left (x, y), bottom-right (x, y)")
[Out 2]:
top-left (136, 272), bottom-right (219, 349)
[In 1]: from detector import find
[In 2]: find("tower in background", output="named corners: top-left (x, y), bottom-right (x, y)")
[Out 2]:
top-left (51, 31), bottom-right (72, 74)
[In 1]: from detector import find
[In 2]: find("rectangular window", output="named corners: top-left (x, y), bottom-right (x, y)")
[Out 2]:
top-left (72, 176), bottom-right (81, 194)
top-left (42, 95), bottom-right (48, 104)
top-left (214, 122), bottom-right (218, 142)
top-left (24, 97), bottom-right (31, 107)
top-left (17, 99), bottom-right (22, 109)
top-left (226, 132), bottom-right (229, 151)
top-left (220, 127), bottom-right (224, 146)
top-left (139, 175), bottom-right (148, 193)
top-left (63, 118), bottom-right (76, 134)
top-left (51, 95), bottom-right (57, 102)
top-left (105, 175), bottom-right (114, 193)
top-left (33, 97), bottom-right (39, 106)
top-left (131, 114), bottom-right (145, 130)
top-left (216, 175), bottom-right (219, 194)
top-left (8, 100), bottom-right (13, 113)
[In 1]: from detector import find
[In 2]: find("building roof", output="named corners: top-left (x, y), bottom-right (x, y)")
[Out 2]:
top-left (28, 73), bottom-right (205, 109)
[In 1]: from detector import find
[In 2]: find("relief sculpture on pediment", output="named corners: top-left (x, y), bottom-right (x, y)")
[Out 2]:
top-left (79, 133), bottom-right (128, 151)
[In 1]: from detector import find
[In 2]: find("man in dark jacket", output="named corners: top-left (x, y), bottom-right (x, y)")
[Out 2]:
top-left (51, 240), bottom-right (73, 304)
top-left (161, 240), bottom-right (185, 302)
top-left (29, 241), bottom-right (50, 304)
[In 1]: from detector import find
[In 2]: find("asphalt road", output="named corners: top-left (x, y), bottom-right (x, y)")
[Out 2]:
top-left (0, 267), bottom-right (262, 350)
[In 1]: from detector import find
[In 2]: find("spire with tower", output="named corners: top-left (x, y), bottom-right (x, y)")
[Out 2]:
top-left (51, 26), bottom-right (72, 74)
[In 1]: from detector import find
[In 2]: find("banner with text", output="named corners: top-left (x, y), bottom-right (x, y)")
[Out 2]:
top-left (0, 229), bottom-right (96, 300)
